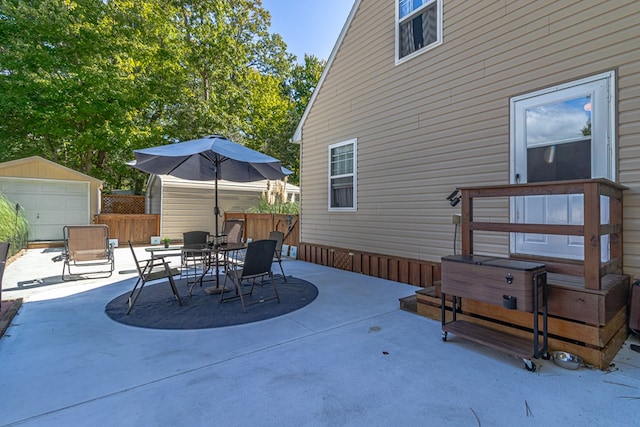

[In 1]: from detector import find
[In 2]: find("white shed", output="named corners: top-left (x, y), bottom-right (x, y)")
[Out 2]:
top-left (0, 156), bottom-right (103, 241)
top-left (145, 174), bottom-right (299, 240)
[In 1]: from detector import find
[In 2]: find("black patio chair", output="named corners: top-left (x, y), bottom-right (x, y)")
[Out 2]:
top-left (217, 219), bottom-right (246, 272)
top-left (268, 231), bottom-right (287, 282)
top-left (0, 241), bottom-right (9, 309)
top-left (127, 241), bottom-right (182, 315)
top-left (220, 239), bottom-right (279, 313)
top-left (182, 230), bottom-right (209, 281)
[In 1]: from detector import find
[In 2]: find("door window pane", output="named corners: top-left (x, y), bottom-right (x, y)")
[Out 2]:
top-left (527, 139), bottom-right (591, 182)
top-left (525, 96), bottom-right (591, 145)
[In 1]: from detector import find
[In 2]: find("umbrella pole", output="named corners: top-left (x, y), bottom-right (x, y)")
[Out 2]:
top-left (214, 165), bottom-right (219, 238)
top-left (213, 163), bottom-right (224, 292)
top-left (206, 163), bottom-right (225, 295)
top-left (214, 168), bottom-right (220, 288)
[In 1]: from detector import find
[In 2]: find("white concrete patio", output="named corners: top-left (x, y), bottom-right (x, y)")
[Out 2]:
top-left (1, 246), bottom-right (639, 426)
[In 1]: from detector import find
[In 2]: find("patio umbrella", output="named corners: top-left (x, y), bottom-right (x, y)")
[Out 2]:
top-left (128, 134), bottom-right (292, 238)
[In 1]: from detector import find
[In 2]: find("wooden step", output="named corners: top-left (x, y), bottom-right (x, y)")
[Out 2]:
top-left (415, 288), bottom-right (628, 369)
top-left (399, 295), bottom-right (417, 313)
top-left (546, 273), bottom-right (629, 325)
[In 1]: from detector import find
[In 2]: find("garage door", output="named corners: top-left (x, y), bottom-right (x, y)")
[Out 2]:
top-left (0, 178), bottom-right (90, 241)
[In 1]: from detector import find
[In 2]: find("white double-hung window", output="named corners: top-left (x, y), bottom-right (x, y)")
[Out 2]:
top-left (329, 139), bottom-right (357, 211)
top-left (396, 0), bottom-right (442, 63)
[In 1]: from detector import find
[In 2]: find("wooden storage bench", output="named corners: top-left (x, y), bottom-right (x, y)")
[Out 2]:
top-left (440, 255), bottom-right (548, 371)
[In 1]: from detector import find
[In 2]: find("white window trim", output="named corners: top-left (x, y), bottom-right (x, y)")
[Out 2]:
top-left (328, 138), bottom-right (357, 212)
top-left (395, 0), bottom-right (443, 65)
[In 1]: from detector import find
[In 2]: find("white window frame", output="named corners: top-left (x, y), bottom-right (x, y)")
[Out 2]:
top-left (395, 0), bottom-right (443, 65)
top-left (328, 138), bottom-right (357, 212)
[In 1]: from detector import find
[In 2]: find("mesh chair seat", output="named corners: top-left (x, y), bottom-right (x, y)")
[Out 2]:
top-left (182, 231), bottom-right (210, 281)
top-left (268, 231), bottom-right (287, 281)
top-left (61, 225), bottom-right (115, 281)
top-left (221, 239), bottom-right (279, 312)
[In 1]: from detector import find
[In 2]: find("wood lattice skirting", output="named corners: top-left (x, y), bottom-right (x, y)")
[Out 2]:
top-left (298, 242), bottom-right (440, 288)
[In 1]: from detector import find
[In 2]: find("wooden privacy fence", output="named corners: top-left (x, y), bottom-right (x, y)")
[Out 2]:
top-left (224, 213), bottom-right (299, 247)
top-left (94, 214), bottom-right (159, 244)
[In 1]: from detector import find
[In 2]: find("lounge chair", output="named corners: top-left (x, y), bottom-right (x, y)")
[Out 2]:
top-left (61, 225), bottom-right (115, 281)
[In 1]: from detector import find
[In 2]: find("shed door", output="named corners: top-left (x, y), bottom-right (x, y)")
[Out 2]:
top-left (510, 72), bottom-right (615, 260)
top-left (0, 178), bottom-right (90, 241)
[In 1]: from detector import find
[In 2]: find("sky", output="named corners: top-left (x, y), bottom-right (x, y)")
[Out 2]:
top-left (260, 0), bottom-right (355, 62)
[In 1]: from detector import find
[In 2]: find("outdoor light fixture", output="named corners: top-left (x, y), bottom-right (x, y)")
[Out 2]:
top-left (446, 189), bottom-right (461, 207)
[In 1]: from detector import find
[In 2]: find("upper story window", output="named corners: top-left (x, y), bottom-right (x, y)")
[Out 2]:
top-left (397, 0), bottom-right (442, 63)
top-left (328, 139), bottom-right (357, 211)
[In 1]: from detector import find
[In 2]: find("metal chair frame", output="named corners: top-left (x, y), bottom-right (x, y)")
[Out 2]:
top-left (181, 230), bottom-right (210, 282)
top-left (221, 239), bottom-right (279, 313)
top-left (127, 241), bottom-right (182, 315)
top-left (0, 241), bottom-right (10, 309)
top-left (268, 231), bottom-right (287, 282)
top-left (61, 225), bottom-right (114, 281)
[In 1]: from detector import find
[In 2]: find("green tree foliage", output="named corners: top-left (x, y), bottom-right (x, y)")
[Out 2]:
top-left (0, 0), bottom-right (324, 191)
top-left (288, 54), bottom-right (326, 117)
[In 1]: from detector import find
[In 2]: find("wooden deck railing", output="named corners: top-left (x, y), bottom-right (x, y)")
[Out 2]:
top-left (460, 178), bottom-right (627, 290)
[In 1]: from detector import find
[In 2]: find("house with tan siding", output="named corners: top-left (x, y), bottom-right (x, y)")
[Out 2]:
top-left (293, 0), bottom-right (640, 368)
top-left (295, 0), bottom-right (639, 279)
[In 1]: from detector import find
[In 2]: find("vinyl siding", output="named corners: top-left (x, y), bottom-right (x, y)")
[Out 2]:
top-left (149, 177), bottom-right (299, 240)
top-left (299, 0), bottom-right (640, 276)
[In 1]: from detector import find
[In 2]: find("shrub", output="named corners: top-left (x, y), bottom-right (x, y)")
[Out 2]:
top-left (0, 192), bottom-right (30, 256)
top-left (246, 180), bottom-right (300, 214)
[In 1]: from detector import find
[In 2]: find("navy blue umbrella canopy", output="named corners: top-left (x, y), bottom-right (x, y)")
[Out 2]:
top-left (129, 135), bottom-right (292, 236)
top-left (131, 135), bottom-right (291, 182)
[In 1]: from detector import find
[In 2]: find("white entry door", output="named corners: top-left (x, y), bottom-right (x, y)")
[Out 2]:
top-left (510, 72), bottom-right (615, 260)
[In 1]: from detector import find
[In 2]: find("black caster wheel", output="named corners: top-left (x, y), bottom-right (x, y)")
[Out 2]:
top-left (523, 359), bottom-right (537, 372)
top-left (441, 331), bottom-right (448, 342)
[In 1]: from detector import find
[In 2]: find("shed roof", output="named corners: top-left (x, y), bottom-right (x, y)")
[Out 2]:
top-left (0, 156), bottom-right (103, 183)
top-left (150, 174), bottom-right (300, 193)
